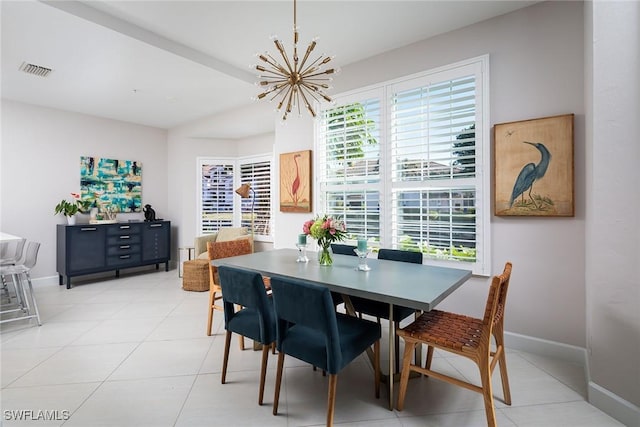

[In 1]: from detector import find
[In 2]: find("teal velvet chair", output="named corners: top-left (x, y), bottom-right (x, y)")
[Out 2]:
top-left (330, 243), bottom-right (357, 256)
top-left (270, 277), bottom-right (381, 426)
top-left (218, 265), bottom-right (276, 405)
top-left (350, 248), bottom-right (423, 372)
top-left (327, 244), bottom-right (358, 307)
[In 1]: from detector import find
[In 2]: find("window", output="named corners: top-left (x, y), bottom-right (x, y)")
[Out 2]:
top-left (199, 160), bottom-right (234, 234)
top-left (197, 155), bottom-right (273, 241)
top-left (239, 157), bottom-right (272, 238)
top-left (316, 56), bottom-right (490, 275)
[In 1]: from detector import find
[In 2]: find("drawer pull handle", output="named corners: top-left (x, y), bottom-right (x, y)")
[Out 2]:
top-left (119, 255), bottom-right (131, 259)
top-left (120, 245), bottom-right (130, 249)
top-left (150, 224), bottom-right (163, 228)
top-left (119, 225), bottom-right (130, 229)
top-left (80, 227), bottom-right (97, 231)
top-left (120, 236), bottom-right (130, 239)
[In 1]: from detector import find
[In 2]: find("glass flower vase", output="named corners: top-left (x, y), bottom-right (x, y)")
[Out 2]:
top-left (318, 243), bottom-right (333, 266)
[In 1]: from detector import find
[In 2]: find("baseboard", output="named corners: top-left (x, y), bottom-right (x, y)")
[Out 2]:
top-left (505, 331), bottom-right (638, 426)
top-left (504, 331), bottom-right (587, 365)
top-left (32, 275), bottom-right (59, 287)
top-left (588, 382), bottom-right (640, 427)
top-left (32, 263), bottom-right (178, 288)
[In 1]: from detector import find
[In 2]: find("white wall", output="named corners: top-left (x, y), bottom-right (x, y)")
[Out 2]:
top-left (166, 134), bottom-right (236, 250)
top-left (273, 115), bottom-right (315, 249)
top-left (586, 0), bottom-right (640, 416)
top-left (276, 1), bottom-right (587, 347)
top-left (166, 118), bottom-right (274, 251)
top-left (0, 100), bottom-right (168, 279)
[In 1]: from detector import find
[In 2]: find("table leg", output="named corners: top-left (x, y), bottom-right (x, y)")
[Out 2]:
top-left (388, 303), bottom-right (395, 410)
top-left (342, 295), bottom-right (396, 410)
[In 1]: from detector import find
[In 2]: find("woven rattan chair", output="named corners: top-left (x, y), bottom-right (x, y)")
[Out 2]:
top-left (206, 239), bottom-right (253, 338)
top-left (396, 262), bottom-right (513, 427)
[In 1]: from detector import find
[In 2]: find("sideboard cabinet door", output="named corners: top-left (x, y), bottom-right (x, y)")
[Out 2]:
top-left (68, 226), bottom-right (106, 271)
top-left (142, 221), bottom-right (170, 262)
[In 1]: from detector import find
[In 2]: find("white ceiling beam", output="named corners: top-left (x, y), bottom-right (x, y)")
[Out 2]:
top-left (40, 0), bottom-right (256, 84)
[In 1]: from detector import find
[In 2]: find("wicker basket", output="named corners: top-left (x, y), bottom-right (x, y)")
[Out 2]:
top-left (182, 259), bottom-right (210, 292)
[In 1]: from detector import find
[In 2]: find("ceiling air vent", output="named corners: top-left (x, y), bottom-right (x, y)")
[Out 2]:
top-left (19, 62), bottom-right (52, 77)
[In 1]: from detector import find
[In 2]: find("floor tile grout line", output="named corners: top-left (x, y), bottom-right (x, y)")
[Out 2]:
top-left (1, 345), bottom-right (67, 389)
top-left (171, 372), bottom-right (201, 427)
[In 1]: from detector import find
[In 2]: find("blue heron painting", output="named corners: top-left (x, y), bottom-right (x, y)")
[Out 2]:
top-left (495, 114), bottom-right (573, 216)
top-left (509, 141), bottom-right (551, 208)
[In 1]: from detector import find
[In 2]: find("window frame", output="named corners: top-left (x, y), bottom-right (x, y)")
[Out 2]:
top-left (196, 154), bottom-right (274, 243)
top-left (314, 55), bottom-right (490, 275)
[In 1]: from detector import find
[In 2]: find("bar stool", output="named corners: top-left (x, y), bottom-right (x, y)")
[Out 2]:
top-left (0, 241), bottom-right (42, 326)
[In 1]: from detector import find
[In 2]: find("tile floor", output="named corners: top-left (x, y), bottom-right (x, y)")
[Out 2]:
top-left (0, 270), bottom-right (624, 426)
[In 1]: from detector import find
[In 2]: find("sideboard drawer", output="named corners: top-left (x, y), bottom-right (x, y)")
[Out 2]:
top-left (106, 243), bottom-right (141, 257)
top-left (106, 234), bottom-right (141, 246)
top-left (106, 224), bottom-right (139, 235)
top-left (106, 253), bottom-right (141, 267)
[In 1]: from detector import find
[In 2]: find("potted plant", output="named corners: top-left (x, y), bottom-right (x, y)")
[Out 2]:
top-left (54, 193), bottom-right (91, 225)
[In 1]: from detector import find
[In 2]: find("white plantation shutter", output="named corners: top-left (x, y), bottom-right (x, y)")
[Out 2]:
top-left (199, 160), bottom-right (234, 234)
top-left (323, 189), bottom-right (381, 241)
top-left (317, 90), bottom-right (382, 242)
top-left (390, 67), bottom-right (479, 263)
top-left (390, 75), bottom-right (477, 182)
top-left (198, 156), bottom-right (273, 241)
top-left (316, 57), bottom-right (490, 274)
top-left (239, 157), bottom-right (272, 237)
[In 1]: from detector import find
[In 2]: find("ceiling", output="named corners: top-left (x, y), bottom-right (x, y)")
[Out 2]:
top-left (1, 0), bottom-right (537, 139)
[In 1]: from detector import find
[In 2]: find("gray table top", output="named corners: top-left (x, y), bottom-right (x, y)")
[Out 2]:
top-left (212, 248), bottom-right (472, 312)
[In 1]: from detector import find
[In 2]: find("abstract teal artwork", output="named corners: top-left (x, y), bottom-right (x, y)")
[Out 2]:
top-left (80, 156), bottom-right (142, 213)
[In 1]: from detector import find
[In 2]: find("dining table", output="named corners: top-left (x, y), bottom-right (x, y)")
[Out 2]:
top-left (0, 232), bottom-right (22, 243)
top-left (212, 248), bottom-right (472, 410)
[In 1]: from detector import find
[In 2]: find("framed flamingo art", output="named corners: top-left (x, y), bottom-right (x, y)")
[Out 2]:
top-left (279, 150), bottom-right (312, 212)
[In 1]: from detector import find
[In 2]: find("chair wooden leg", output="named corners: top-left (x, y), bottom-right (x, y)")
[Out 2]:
top-left (497, 346), bottom-right (511, 405)
top-left (327, 374), bottom-right (338, 427)
top-left (478, 353), bottom-right (497, 427)
top-left (396, 340), bottom-right (416, 411)
top-left (258, 344), bottom-right (270, 405)
top-left (221, 330), bottom-right (232, 384)
top-left (273, 352), bottom-right (285, 415)
top-left (493, 329), bottom-right (512, 405)
top-left (206, 289), bottom-right (215, 336)
top-left (374, 339), bottom-right (380, 399)
top-left (394, 321), bottom-right (401, 374)
top-left (235, 304), bottom-right (245, 350)
top-left (425, 345), bottom-right (434, 371)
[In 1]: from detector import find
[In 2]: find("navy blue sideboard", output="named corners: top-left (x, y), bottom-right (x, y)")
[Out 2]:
top-left (56, 221), bottom-right (170, 288)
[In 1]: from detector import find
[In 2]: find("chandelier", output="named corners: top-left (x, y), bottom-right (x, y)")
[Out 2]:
top-left (254, 0), bottom-right (337, 121)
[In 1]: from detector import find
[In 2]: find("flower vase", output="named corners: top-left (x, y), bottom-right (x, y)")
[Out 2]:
top-left (318, 243), bottom-right (333, 266)
top-left (67, 215), bottom-right (76, 226)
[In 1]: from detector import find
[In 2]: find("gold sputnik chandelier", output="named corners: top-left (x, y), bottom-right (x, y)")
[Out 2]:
top-left (254, 0), bottom-right (337, 121)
